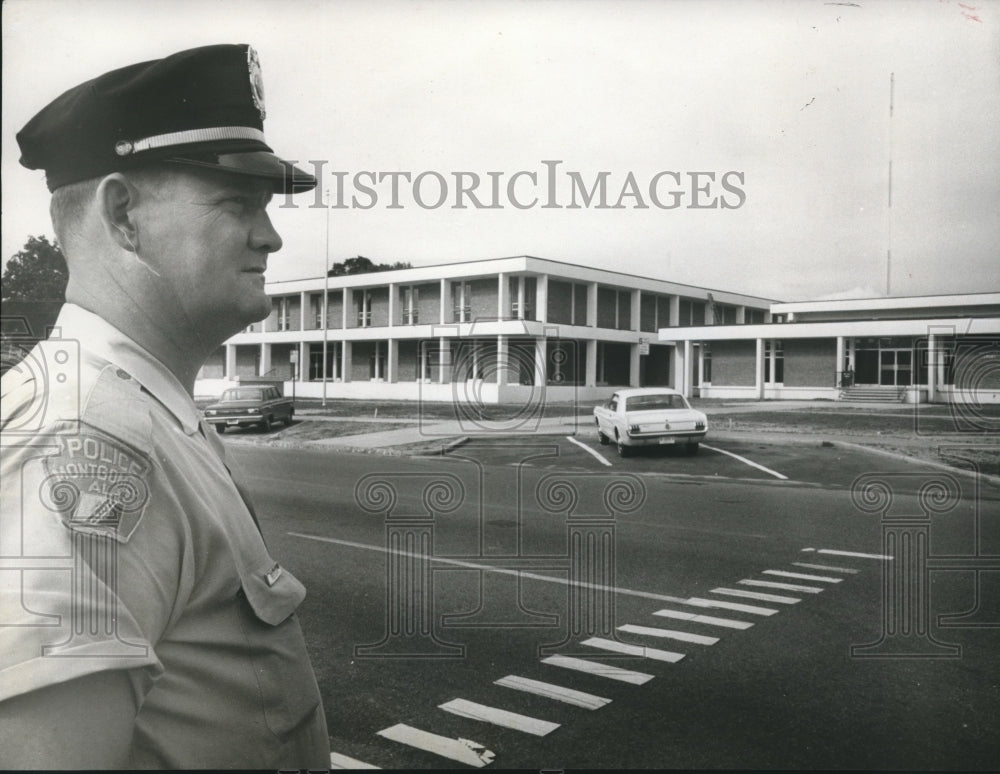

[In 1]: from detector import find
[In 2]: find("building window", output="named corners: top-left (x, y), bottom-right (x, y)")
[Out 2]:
top-left (452, 281), bottom-right (472, 323)
top-left (401, 285), bottom-right (419, 325)
top-left (677, 299), bottom-right (705, 327)
top-left (765, 339), bottom-right (784, 383)
top-left (713, 303), bottom-right (737, 325)
top-left (277, 297), bottom-right (291, 331)
top-left (702, 344), bottom-right (712, 383)
top-left (355, 290), bottom-right (372, 327)
top-left (745, 308), bottom-right (765, 324)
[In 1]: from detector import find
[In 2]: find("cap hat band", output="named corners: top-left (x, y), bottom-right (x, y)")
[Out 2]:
top-left (115, 126), bottom-right (266, 157)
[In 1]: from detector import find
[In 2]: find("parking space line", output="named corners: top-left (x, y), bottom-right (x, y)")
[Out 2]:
top-left (793, 562), bottom-right (860, 574)
top-left (617, 624), bottom-right (719, 645)
top-left (376, 723), bottom-right (495, 767)
top-left (711, 587), bottom-right (801, 604)
top-left (567, 435), bottom-right (612, 466)
top-left (652, 608), bottom-right (753, 629)
top-left (495, 675), bottom-right (611, 709)
top-left (580, 636), bottom-right (686, 663)
top-left (439, 698), bottom-right (560, 736)
top-left (542, 655), bottom-right (655, 685)
top-left (701, 444), bottom-right (788, 480)
top-left (331, 752), bottom-right (380, 769)
top-left (740, 579), bottom-right (824, 593)
top-left (763, 569), bottom-right (843, 583)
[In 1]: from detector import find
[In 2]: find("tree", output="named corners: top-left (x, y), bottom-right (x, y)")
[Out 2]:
top-left (328, 255), bottom-right (412, 277)
top-left (1, 236), bottom-right (68, 301)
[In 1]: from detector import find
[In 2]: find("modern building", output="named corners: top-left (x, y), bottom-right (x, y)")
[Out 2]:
top-left (195, 256), bottom-right (774, 403)
top-left (662, 293), bottom-right (1000, 404)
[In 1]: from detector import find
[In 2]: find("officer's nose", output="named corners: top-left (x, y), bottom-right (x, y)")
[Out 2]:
top-left (249, 209), bottom-right (283, 253)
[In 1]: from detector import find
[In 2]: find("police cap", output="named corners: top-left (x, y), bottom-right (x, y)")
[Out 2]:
top-left (16, 43), bottom-right (316, 193)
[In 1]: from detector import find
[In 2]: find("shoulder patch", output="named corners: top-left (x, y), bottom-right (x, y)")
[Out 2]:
top-left (41, 428), bottom-right (152, 543)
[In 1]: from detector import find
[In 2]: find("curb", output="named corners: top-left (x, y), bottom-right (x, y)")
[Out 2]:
top-left (830, 440), bottom-right (1000, 486)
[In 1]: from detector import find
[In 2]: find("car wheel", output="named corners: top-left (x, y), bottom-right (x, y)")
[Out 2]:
top-left (597, 428), bottom-right (610, 446)
top-left (616, 435), bottom-right (631, 458)
top-left (215, 424), bottom-right (225, 434)
top-left (686, 442), bottom-right (699, 455)
top-left (261, 415), bottom-right (273, 432)
top-left (285, 407), bottom-right (294, 426)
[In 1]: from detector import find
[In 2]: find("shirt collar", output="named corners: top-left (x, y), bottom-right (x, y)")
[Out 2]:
top-left (55, 303), bottom-right (202, 435)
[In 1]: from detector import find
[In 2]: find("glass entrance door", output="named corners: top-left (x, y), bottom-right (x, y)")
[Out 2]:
top-left (879, 348), bottom-right (912, 386)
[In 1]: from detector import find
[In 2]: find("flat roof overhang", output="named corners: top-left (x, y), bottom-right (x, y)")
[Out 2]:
top-left (658, 316), bottom-right (1000, 344)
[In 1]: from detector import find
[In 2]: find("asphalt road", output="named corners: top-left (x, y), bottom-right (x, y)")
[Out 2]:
top-left (230, 436), bottom-right (1000, 770)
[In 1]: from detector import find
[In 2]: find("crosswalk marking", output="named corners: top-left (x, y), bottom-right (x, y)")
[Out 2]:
top-left (331, 752), bottom-right (380, 769)
top-left (763, 569), bottom-right (843, 583)
top-left (580, 636), bottom-right (686, 663)
top-left (652, 608), bottom-right (753, 629)
top-left (439, 698), bottom-right (560, 736)
top-left (542, 655), bottom-right (655, 684)
top-left (740, 579), bottom-right (824, 593)
top-left (495, 675), bottom-right (611, 709)
top-left (617, 624), bottom-right (719, 645)
top-left (793, 562), bottom-right (859, 574)
top-left (684, 597), bottom-right (779, 616)
top-left (711, 587), bottom-right (800, 604)
top-left (803, 548), bottom-right (893, 560)
top-left (377, 723), bottom-right (495, 767)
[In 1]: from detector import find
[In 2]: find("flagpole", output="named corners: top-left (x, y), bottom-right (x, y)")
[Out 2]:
top-left (322, 188), bottom-right (330, 407)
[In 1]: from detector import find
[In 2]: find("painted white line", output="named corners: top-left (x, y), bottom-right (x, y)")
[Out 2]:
top-left (740, 579), bottom-right (823, 593)
top-left (376, 723), bottom-right (495, 767)
top-left (439, 698), bottom-right (559, 736)
top-left (652, 608), bottom-right (753, 630)
top-left (793, 562), bottom-right (860, 574)
top-left (702, 444), bottom-right (788, 480)
top-left (581, 636), bottom-right (686, 663)
top-left (711, 587), bottom-right (800, 604)
top-left (289, 532), bottom-right (728, 605)
top-left (763, 570), bottom-right (843, 583)
top-left (542, 655), bottom-right (654, 685)
top-left (331, 752), bottom-right (380, 769)
top-left (567, 435), bottom-right (613, 467)
top-left (495, 675), bottom-right (611, 710)
top-left (804, 548), bottom-right (893, 560)
top-left (684, 597), bottom-right (779, 616)
top-left (617, 624), bottom-right (719, 645)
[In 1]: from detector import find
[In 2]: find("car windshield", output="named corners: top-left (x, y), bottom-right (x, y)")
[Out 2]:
top-left (221, 389), bottom-right (264, 402)
top-left (625, 394), bottom-right (688, 411)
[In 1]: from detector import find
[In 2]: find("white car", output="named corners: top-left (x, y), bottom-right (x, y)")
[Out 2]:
top-left (593, 387), bottom-right (707, 457)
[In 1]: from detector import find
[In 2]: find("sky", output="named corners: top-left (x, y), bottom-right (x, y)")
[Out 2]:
top-left (3, 0), bottom-right (998, 303)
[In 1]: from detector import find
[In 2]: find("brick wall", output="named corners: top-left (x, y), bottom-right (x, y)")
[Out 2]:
top-left (351, 341), bottom-right (374, 380)
top-left (711, 340), bottom-right (756, 386)
top-left (783, 338), bottom-right (836, 387)
top-left (235, 346), bottom-right (258, 377)
top-left (397, 340), bottom-right (419, 380)
top-left (469, 278), bottom-right (498, 322)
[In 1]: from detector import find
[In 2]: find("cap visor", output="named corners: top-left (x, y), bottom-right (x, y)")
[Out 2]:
top-left (165, 151), bottom-right (317, 193)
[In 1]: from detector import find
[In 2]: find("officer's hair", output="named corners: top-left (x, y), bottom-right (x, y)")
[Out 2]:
top-left (49, 166), bottom-right (174, 258)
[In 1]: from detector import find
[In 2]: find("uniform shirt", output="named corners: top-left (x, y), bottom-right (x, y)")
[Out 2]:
top-left (0, 304), bottom-right (329, 769)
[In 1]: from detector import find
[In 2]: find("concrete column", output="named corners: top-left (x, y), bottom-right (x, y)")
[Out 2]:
top-left (836, 336), bottom-right (845, 387)
top-left (342, 288), bottom-right (349, 329)
top-left (586, 339), bottom-right (598, 386)
top-left (388, 339), bottom-right (398, 383)
top-left (669, 294), bottom-right (680, 326)
top-left (341, 340), bottom-right (351, 383)
top-left (755, 338), bottom-right (765, 399)
top-left (299, 292), bottom-right (307, 332)
top-left (225, 344), bottom-right (236, 379)
top-left (440, 279), bottom-right (448, 324)
top-left (630, 289), bottom-right (641, 331)
top-left (537, 274), bottom-right (549, 323)
top-left (587, 282), bottom-right (598, 327)
top-left (496, 335), bottom-right (508, 385)
top-left (259, 343), bottom-right (272, 377)
top-left (498, 273), bottom-right (508, 321)
top-left (927, 334), bottom-right (936, 403)
top-left (438, 336), bottom-right (448, 383)
top-left (682, 340), bottom-right (693, 397)
top-left (297, 342), bottom-right (307, 381)
top-left (534, 335), bottom-right (547, 386)
top-left (629, 343), bottom-right (641, 387)
top-left (388, 283), bottom-right (396, 328)
top-left (517, 277), bottom-right (526, 320)
top-left (736, 305), bottom-right (746, 324)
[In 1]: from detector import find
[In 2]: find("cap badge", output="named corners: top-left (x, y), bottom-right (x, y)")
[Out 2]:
top-left (247, 46), bottom-right (266, 121)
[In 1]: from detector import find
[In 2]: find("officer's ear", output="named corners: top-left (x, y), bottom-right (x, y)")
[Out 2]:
top-left (96, 173), bottom-right (140, 253)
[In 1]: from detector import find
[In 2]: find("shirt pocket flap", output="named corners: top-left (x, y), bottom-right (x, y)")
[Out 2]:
top-left (240, 562), bottom-right (306, 626)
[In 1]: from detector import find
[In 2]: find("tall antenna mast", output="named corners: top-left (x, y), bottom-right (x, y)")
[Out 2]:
top-left (886, 72), bottom-right (894, 296)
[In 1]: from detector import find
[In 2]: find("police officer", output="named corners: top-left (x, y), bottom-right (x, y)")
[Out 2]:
top-left (1, 44), bottom-right (329, 768)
